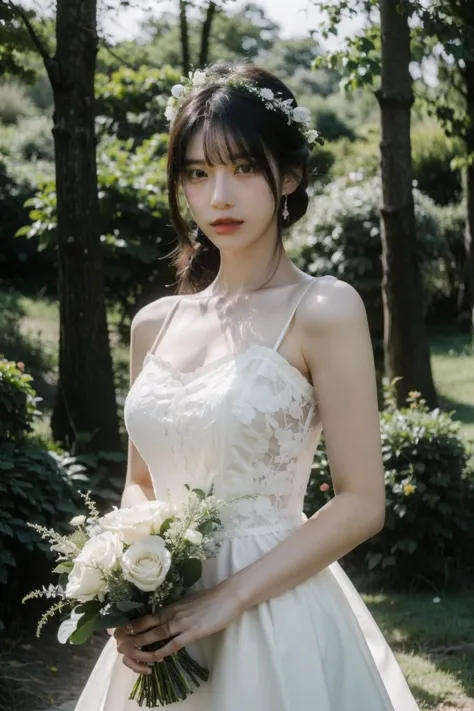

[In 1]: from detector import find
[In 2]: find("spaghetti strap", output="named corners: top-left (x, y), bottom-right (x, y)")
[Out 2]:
top-left (149, 298), bottom-right (181, 356)
top-left (273, 280), bottom-right (314, 352)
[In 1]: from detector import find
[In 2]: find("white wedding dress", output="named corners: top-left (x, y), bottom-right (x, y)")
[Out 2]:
top-left (74, 278), bottom-right (420, 711)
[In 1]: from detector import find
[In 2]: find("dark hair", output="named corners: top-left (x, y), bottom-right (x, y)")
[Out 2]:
top-left (167, 61), bottom-right (311, 293)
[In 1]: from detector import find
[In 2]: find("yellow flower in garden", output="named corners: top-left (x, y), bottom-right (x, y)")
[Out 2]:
top-left (408, 391), bottom-right (421, 399)
top-left (403, 483), bottom-right (416, 496)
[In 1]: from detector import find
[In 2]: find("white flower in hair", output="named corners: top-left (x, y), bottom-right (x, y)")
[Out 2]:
top-left (260, 88), bottom-right (274, 101)
top-left (165, 104), bottom-right (177, 121)
top-left (171, 83), bottom-right (186, 97)
top-left (192, 70), bottom-right (207, 87)
top-left (292, 107), bottom-right (312, 125)
top-left (306, 129), bottom-right (320, 144)
top-left (163, 68), bottom-right (323, 147)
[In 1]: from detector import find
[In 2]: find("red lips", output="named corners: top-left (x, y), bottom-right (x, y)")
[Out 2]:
top-left (210, 218), bottom-right (244, 226)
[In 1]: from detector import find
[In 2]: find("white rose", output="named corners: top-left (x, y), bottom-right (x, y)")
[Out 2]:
top-left (65, 561), bottom-right (106, 602)
top-left (192, 70), bottom-right (207, 87)
top-left (171, 83), bottom-right (185, 97)
top-left (184, 528), bottom-right (203, 546)
top-left (76, 530), bottom-right (123, 571)
top-left (292, 107), bottom-right (311, 125)
top-left (121, 536), bottom-right (171, 592)
top-left (69, 515), bottom-right (86, 527)
top-left (99, 501), bottom-right (174, 545)
top-left (260, 88), bottom-right (274, 101)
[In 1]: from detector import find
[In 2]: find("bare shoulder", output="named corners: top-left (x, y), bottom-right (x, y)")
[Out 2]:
top-left (298, 276), bottom-right (368, 336)
top-left (131, 294), bottom-right (181, 352)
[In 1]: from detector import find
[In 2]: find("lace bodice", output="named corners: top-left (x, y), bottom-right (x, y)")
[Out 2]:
top-left (124, 281), bottom-right (324, 537)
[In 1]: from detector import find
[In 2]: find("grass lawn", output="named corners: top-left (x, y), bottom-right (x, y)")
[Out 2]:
top-left (1, 290), bottom-right (474, 709)
top-left (363, 590), bottom-right (474, 710)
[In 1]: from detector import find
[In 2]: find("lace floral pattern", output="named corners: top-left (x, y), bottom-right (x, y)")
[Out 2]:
top-left (124, 347), bottom-right (321, 537)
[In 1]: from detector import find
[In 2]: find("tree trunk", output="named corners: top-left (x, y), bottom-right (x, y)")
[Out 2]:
top-left (377, 0), bottom-right (438, 408)
top-left (179, 0), bottom-right (190, 75)
top-left (48, 0), bottom-right (121, 452)
top-left (199, 2), bottom-right (217, 68)
top-left (463, 58), bottom-right (474, 323)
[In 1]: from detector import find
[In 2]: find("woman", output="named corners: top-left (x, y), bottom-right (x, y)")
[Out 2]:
top-left (74, 62), bottom-right (420, 710)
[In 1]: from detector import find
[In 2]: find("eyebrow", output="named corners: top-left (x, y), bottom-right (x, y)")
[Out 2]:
top-left (183, 153), bottom-right (250, 166)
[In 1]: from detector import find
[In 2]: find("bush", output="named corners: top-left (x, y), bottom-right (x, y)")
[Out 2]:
top-left (411, 123), bottom-right (463, 206)
top-left (0, 440), bottom-right (79, 586)
top-left (19, 133), bottom-right (176, 336)
top-left (304, 383), bottom-right (474, 591)
top-left (95, 64), bottom-right (180, 146)
top-left (0, 358), bottom-right (40, 442)
top-left (11, 115), bottom-right (54, 162)
top-left (286, 174), bottom-right (448, 339)
top-left (0, 82), bottom-right (37, 126)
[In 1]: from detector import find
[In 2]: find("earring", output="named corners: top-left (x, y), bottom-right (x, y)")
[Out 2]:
top-left (282, 194), bottom-right (289, 221)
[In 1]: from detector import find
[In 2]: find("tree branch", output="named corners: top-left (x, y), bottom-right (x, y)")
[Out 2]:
top-left (99, 38), bottom-right (137, 70)
top-left (2, 0), bottom-right (52, 64)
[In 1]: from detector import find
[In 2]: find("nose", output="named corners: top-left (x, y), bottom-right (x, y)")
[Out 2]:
top-left (211, 171), bottom-right (235, 210)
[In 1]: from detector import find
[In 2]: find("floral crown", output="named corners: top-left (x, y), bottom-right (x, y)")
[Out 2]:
top-left (165, 68), bottom-right (323, 147)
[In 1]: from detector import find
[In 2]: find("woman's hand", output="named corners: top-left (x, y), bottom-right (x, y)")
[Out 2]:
top-left (122, 582), bottom-right (242, 666)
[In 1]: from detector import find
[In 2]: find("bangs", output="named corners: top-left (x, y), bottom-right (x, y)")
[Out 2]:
top-left (175, 88), bottom-right (277, 177)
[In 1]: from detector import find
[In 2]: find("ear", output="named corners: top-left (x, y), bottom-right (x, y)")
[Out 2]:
top-left (282, 168), bottom-right (302, 197)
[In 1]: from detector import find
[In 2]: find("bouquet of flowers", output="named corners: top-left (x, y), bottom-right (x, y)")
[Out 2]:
top-left (23, 486), bottom-right (235, 707)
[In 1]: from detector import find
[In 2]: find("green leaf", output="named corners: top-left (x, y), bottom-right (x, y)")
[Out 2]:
top-left (93, 614), bottom-right (130, 631)
top-left (69, 614), bottom-right (99, 645)
top-left (180, 558), bottom-right (202, 588)
top-left (367, 552), bottom-right (383, 571)
top-left (191, 489), bottom-right (206, 500)
top-left (115, 601), bottom-right (145, 612)
top-left (53, 561), bottom-right (74, 574)
top-left (160, 517), bottom-right (174, 536)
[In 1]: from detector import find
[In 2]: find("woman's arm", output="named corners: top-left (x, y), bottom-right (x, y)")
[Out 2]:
top-left (228, 278), bottom-right (386, 610)
top-left (120, 297), bottom-right (177, 508)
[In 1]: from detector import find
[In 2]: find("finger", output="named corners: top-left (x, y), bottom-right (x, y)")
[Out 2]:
top-left (127, 614), bottom-right (159, 636)
top-left (153, 632), bottom-right (194, 662)
top-left (122, 654), bottom-right (153, 675)
top-left (136, 621), bottom-right (182, 648)
top-left (116, 638), bottom-right (157, 662)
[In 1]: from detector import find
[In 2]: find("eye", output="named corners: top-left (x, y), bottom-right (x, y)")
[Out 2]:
top-left (186, 168), bottom-right (208, 180)
top-left (235, 163), bottom-right (256, 175)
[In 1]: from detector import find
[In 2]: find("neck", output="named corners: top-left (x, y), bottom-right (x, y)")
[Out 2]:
top-left (209, 234), bottom-right (298, 297)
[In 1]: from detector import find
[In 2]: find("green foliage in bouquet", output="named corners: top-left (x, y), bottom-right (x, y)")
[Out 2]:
top-left (304, 381), bottom-right (474, 591)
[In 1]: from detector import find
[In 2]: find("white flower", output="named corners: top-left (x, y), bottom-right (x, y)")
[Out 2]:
top-left (51, 539), bottom-right (78, 556)
top-left (99, 501), bottom-right (175, 545)
top-left (260, 88), bottom-right (274, 101)
top-left (69, 515), bottom-right (86, 527)
top-left (165, 105), bottom-right (177, 121)
top-left (306, 129), bottom-right (320, 144)
top-left (171, 83), bottom-right (185, 98)
top-left (64, 532), bottom-right (122, 602)
top-left (192, 70), bottom-right (207, 87)
top-left (121, 536), bottom-right (171, 592)
top-left (184, 528), bottom-right (203, 546)
top-left (292, 107), bottom-right (312, 125)
top-left (76, 530), bottom-right (123, 571)
top-left (65, 561), bottom-right (106, 602)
